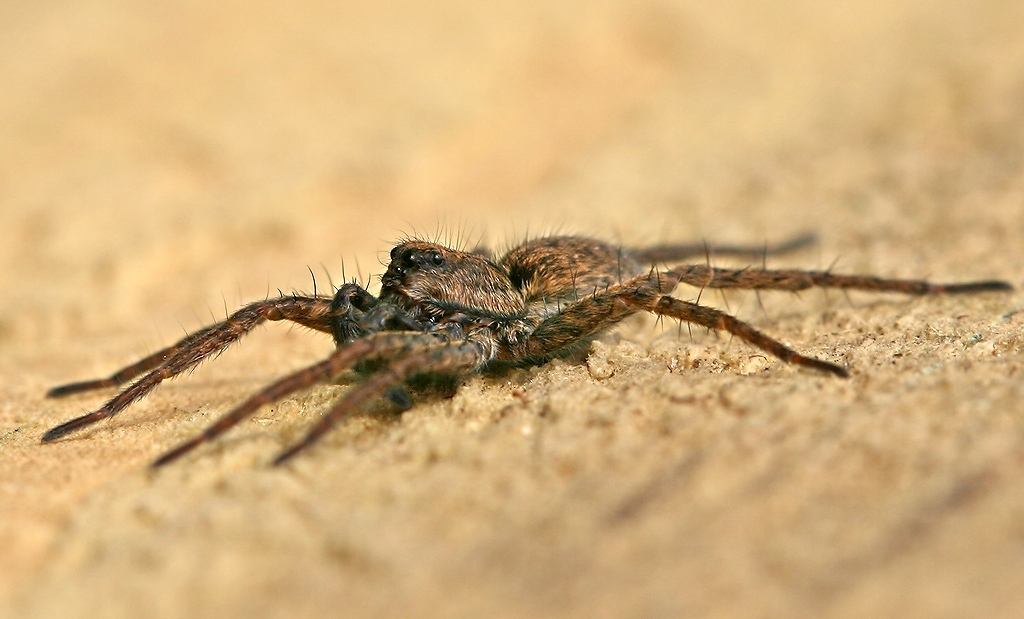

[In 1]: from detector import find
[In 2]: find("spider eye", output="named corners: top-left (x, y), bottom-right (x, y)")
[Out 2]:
top-left (390, 246), bottom-right (400, 260)
top-left (430, 251), bottom-right (445, 266)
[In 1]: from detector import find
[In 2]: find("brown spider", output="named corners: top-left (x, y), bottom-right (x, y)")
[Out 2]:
top-left (44, 233), bottom-right (1011, 466)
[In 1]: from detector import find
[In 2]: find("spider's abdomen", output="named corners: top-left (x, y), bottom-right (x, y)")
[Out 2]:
top-left (502, 236), bottom-right (643, 307)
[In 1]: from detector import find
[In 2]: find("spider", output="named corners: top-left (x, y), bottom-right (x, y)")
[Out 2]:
top-left (43, 233), bottom-right (1011, 466)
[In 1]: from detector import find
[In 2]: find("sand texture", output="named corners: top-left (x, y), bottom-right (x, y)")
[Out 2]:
top-left (2, 2), bottom-right (1024, 617)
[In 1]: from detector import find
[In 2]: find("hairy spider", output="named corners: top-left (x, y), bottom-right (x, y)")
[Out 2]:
top-left (44, 233), bottom-right (1011, 466)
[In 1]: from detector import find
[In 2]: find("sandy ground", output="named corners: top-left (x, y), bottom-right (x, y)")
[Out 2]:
top-left (2, 1), bottom-right (1024, 617)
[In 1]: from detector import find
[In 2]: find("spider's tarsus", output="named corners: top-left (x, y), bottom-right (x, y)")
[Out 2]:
top-left (41, 411), bottom-right (106, 442)
top-left (930, 280), bottom-right (1013, 294)
top-left (46, 380), bottom-right (116, 398)
top-left (272, 443), bottom-right (306, 466)
top-left (769, 231), bottom-right (818, 254)
top-left (802, 357), bottom-right (850, 378)
top-left (151, 438), bottom-right (204, 467)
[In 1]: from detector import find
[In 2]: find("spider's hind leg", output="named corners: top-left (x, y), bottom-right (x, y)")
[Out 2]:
top-left (629, 232), bottom-right (817, 264)
top-left (645, 296), bottom-right (848, 377)
top-left (515, 271), bottom-right (848, 376)
top-left (666, 264), bottom-right (1012, 296)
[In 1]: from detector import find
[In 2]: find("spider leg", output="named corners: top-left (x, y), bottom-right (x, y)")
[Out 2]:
top-left (514, 273), bottom-right (848, 376)
top-left (273, 341), bottom-right (484, 465)
top-left (662, 264), bottom-right (1013, 295)
top-left (517, 286), bottom-right (638, 360)
top-left (647, 297), bottom-right (848, 376)
top-left (48, 295), bottom-right (337, 399)
top-left (516, 259), bottom-right (1010, 375)
top-left (629, 232), bottom-right (817, 264)
top-left (152, 331), bottom-right (450, 466)
top-left (42, 295), bottom-right (336, 442)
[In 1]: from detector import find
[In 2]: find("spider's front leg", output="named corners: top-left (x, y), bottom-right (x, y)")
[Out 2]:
top-left (152, 333), bottom-right (483, 466)
top-left (42, 288), bottom-right (373, 443)
top-left (47, 295), bottom-right (338, 399)
top-left (272, 340), bottom-right (485, 465)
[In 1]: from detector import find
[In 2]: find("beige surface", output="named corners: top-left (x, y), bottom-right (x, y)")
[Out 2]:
top-left (2, 2), bottom-right (1024, 617)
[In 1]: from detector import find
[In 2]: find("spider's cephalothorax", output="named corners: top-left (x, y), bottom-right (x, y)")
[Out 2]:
top-left (43, 233), bottom-right (1011, 466)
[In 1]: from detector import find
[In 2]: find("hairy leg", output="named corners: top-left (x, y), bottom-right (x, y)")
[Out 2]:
top-left (517, 259), bottom-right (1009, 373)
top-left (647, 297), bottom-right (847, 376)
top-left (629, 232), bottom-right (817, 264)
top-left (273, 341), bottom-right (484, 465)
top-left (43, 295), bottom-right (335, 441)
top-left (153, 332), bottom-right (451, 466)
top-left (515, 274), bottom-right (847, 375)
top-left (662, 264), bottom-right (1012, 295)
